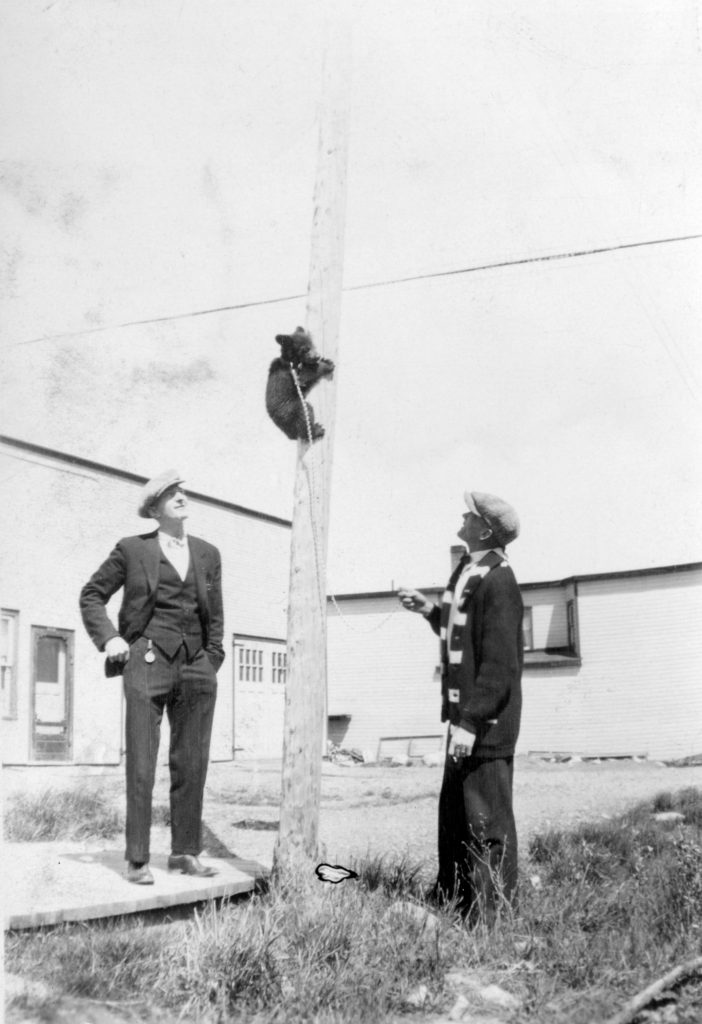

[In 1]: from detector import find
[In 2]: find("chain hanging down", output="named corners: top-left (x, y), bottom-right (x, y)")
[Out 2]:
top-left (289, 363), bottom-right (401, 634)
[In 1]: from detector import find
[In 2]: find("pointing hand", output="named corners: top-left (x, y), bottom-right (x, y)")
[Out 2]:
top-left (397, 587), bottom-right (434, 615)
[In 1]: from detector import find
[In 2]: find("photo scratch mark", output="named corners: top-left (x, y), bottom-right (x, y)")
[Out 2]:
top-left (315, 863), bottom-right (359, 884)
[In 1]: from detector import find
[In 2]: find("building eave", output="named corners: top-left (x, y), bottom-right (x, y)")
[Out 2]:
top-left (328, 562), bottom-right (702, 602)
top-left (0, 434), bottom-right (292, 529)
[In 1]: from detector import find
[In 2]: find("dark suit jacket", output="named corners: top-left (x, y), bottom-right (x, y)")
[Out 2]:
top-left (79, 531), bottom-right (225, 675)
top-left (427, 563), bottom-right (523, 758)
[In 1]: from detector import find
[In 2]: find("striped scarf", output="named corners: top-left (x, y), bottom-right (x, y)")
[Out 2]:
top-left (439, 549), bottom-right (505, 719)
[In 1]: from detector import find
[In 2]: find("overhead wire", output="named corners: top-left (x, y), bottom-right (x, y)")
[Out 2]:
top-left (12, 231), bottom-right (702, 348)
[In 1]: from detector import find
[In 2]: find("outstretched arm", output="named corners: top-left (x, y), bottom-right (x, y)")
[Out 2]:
top-left (397, 587), bottom-right (441, 634)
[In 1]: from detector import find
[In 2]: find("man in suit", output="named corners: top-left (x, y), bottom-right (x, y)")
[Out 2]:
top-left (80, 469), bottom-right (225, 884)
top-left (398, 491), bottom-right (523, 921)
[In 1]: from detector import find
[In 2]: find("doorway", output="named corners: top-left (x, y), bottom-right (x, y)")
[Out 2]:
top-left (232, 634), bottom-right (286, 758)
top-left (31, 626), bottom-right (73, 761)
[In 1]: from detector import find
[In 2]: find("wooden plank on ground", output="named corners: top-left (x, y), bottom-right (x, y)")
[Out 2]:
top-left (4, 840), bottom-right (269, 930)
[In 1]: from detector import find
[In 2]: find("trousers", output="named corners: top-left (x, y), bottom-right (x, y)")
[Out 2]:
top-left (436, 746), bottom-right (518, 921)
top-left (122, 636), bottom-right (217, 863)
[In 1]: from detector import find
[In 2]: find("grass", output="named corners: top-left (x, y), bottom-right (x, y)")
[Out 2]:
top-left (3, 785), bottom-right (176, 840)
top-left (5, 787), bottom-right (702, 1023)
top-left (3, 776), bottom-right (437, 845)
top-left (4, 786), bottom-right (123, 842)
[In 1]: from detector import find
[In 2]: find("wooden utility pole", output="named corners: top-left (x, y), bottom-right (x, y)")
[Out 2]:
top-left (273, 16), bottom-right (351, 880)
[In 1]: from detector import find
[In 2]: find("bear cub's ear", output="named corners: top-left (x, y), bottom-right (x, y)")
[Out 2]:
top-left (275, 326), bottom-right (306, 345)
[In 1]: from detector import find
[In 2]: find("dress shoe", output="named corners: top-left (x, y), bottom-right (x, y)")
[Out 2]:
top-left (127, 862), bottom-right (154, 885)
top-left (168, 854), bottom-right (218, 877)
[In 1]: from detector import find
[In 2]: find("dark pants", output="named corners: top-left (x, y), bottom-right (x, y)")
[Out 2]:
top-left (436, 746), bottom-right (518, 922)
top-left (123, 637), bottom-right (217, 863)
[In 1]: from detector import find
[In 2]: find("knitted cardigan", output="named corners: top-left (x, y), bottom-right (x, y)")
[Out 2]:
top-left (426, 551), bottom-right (524, 758)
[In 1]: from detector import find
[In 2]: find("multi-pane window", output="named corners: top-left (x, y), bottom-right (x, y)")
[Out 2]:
top-left (1, 609), bottom-right (18, 719)
top-left (238, 645), bottom-right (264, 682)
top-left (522, 607), bottom-right (534, 651)
top-left (271, 649), bottom-right (287, 685)
top-left (234, 637), bottom-right (287, 687)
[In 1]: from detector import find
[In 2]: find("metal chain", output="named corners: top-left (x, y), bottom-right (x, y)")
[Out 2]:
top-left (288, 364), bottom-right (401, 634)
top-left (289, 363), bottom-right (315, 447)
top-left (328, 593), bottom-right (401, 633)
top-left (289, 364), bottom-right (327, 614)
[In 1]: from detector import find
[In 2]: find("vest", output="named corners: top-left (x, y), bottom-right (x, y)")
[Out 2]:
top-left (145, 553), bottom-right (204, 658)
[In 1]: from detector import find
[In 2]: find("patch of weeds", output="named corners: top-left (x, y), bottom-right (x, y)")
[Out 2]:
top-left (523, 786), bottom-right (702, 992)
top-left (4, 787), bottom-right (122, 842)
top-left (352, 852), bottom-right (427, 901)
top-left (151, 803), bottom-right (171, 827)
top-left (7, 788), bottom-right (702, 1023)
top-left (6, 859), bottom-right (454, 1024)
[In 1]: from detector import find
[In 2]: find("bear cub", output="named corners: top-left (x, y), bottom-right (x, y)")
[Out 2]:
top-left (266, 327), bottom-right (335, 441)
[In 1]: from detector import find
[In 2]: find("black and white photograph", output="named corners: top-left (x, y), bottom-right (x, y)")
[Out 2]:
top-left (2, 2), bottom-right (701, 1022)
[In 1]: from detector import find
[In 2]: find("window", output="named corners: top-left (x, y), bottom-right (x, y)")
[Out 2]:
top-left (522, 607), bottom-right (534, 651)
top-left (1, 609), bottom-right (18, 719)
top-left (234, 636), bottom-right (287, 688)
top-left (271, 649), bottom-right (287, 685)
top-left (238, 644), bottom-right (264, 682)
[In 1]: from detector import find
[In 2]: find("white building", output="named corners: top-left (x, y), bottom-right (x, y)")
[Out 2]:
top-left (0, 435), bottom-right (291, 765)
top-left (327, 556), bottom-right (702, 763)
top-left (2, 435), bottom-right (701, 766)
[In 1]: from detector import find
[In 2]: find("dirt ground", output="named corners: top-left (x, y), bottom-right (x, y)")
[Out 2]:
top-left (200, 755), bottom-right (702, 871)
top-left (7, 753), bottom-right (695, 870)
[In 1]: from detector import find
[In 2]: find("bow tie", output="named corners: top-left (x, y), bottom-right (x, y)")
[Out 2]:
top-left (166, 536), bottom-right (186, 549)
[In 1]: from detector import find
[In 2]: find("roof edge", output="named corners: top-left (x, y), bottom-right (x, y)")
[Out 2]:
top-left (328, 561), bottom-right (702, 601)
top-left (0, 434), bottom-right (292, 529)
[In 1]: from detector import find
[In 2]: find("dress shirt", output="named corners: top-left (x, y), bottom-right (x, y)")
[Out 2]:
top-left (158, 531), bottom-right (190, 581)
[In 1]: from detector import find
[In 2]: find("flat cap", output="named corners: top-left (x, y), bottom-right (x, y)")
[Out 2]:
top-left (465, 490), bottom-right (520, 547)
top-left (138, 469), bottom-right (185, 518)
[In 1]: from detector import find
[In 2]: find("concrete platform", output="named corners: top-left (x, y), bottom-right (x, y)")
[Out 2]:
top-left (3, 838), bottom-right (269, 930)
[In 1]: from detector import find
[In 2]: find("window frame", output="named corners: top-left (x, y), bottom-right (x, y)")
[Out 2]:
top-left (522, 606), bottom-right (534, 652)
top-left (1, 608), bottom-right (19, 720)
top-left (566, 598), bottom-right (579, 655)
top-left (234, 635), bottom-right (286, 688)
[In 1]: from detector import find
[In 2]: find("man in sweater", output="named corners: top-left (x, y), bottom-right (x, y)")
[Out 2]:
top-left (398, 491), bottom-right (523, 920)
top-left (80, 470), bottom-right (225, 884)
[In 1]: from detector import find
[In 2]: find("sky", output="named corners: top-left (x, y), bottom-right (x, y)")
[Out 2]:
top-left (1, 0), bottom-right (701, 594)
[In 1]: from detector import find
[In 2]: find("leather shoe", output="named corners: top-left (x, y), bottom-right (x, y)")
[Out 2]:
top-left (168, 854), bottom-right (218, 877)
top-left (127, 862), bottom-right (154, 885)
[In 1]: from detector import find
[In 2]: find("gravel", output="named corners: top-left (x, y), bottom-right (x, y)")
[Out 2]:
top-left (195, 755), bottom-right (702, 872)
top-left (4, 755), bottom-right (700, 872)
